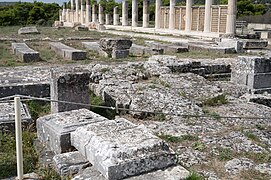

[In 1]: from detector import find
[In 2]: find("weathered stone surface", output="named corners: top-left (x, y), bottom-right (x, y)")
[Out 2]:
top-left (53, 151), bottom-right (90, 177)
top-left (231, 56), bottom-right (271, 90)
top-left (11, 43), bottom-right (40, 62)
top-left (18, 26), bottom-right (39, 35)
top-left (112, 49), bottom-right (129, 59)
top-left (218, 38), bottom-right (244, 53)
top-left (71, 118), bottom-right (177, 180)
top-left (49, 42), bottom-right (86, 60)
top-left (188, 43), bottom-right (236, 54)
top-left (82, 42), bottom-right (100, 52)
top-left (96, 24), bottom-right (106, 31)
top-left (224, 158), bottom-right (254, 174)
top-left (146, 41), bottom-right (188, 54)
top-left (72, 165), bottom-right (189, 180)
top-left (242, 39), bottom-right (268, 49)
top-left (0, 102), bottom-right (31, 132)
top-left (255, 163), bottom-right (271, 175)
top-left (37, 108), bottom-right (107, 154)
top-left (129, 44), bottom-right (163, 57)
top-left (99, 38), bottom-right (132, 51)
top-left (50, 70), bottom-right (91, 113)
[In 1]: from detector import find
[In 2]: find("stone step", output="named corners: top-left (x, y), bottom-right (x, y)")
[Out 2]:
top-left (188, 43), bottom-right (236, 54)
top-left (37, 108), bottom-right (108, 154)
top-left (11, 43), bottom-right (40, 62)
top-left (49, 42), bottom-right (87, 60)
top-left (71, 118), bottom-right (177, 180)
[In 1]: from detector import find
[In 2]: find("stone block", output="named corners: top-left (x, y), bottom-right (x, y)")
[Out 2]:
top-left (99, 38), bottom-right (132, 51)
top-left (18, 26), bottom-right (39, 35)
top-left (71, 118), bottom-right (177, 180)
top-left (260, 31), bottom-right (271, 39)
top-left (0, 102), bottom-right (31, 132)
top-left (53, 151), bottom-right (90, 177)
top-left (129, 44), bottom-right (145, 56)
top-left (37, 108), bottom-right (108, 154)
top-left (247, 73), bottom-right (271, 89)
top-left (96, 24), bottom-right (106, 31)
top-left (11, 43), bottom-right (40, 62)
top-left (50, 70), bottom-right (91, 113)
top-left (164, 45), bottom-right (188, 53)
top-left (219, 38), bottom-right (244, 53)
top-left (188, 43), bottom-right (236, 54)
top-left (49, 42), bottom-right (87, 60)
top-left (72, 165), bottom-right (189, 180)
top-left (75, 25), bottom-right (88, 31)
top-left (242, 39), bottom-right (268, 49)
top-left (82, 42), bottom-right (100, 52)
top-left (112, 49), bottom-right (129, 59)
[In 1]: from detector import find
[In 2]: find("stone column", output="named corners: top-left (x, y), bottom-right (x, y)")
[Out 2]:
top-left (169, 0), bottom-right (176, 29)
top-left (185, 0), bottom-right (192, 32)
top-left (132, 0), bottom-right (138, 27)
top-left (105, 14), bottom-right (111, 25)
top-left (71, 0), bottom-right (74, 22)
top-left (204, 0), bottom-right (212, 33)
top-left (226, 0), bottom-right (236, 35)
top-left (80, 0), bottom-right (85, 24)
top-left (142, 0), bottom-right (149, 28)
top-left (92, 4), bottom-right (98, 23)
top-left (66, 9), bottom-right (70, 22)
top-left (99, 4), bottom-right (104, 24)
top-left (86, 0), bottom-right (90, 24)
top-left (62, 3), bottom-right (66, 22)
top-left (122, 1), bottom-right (128, 26)
top-left (59, 9), bottom-right (62, 21)
top-left (75, 0), bottom-right (79, 22)
top-left (155, 0), bottom-right (161, 29)
top-left (113, 6), bottom-right (119, 26)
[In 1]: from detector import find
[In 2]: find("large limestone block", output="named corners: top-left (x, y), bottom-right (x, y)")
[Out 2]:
top-left (82, 42), bottom-right (100, 52)
top-left (11, 43), bottom-right (40, 62)
top-left (99, 38), bottom-right (132, 51)
top-left (242, 39), bottom-right (268, 49)
top-left (37, 109), bottom-right (108, 154)
top-left (18, 26), bottom-right (39, 35)
top-left (49, 42), bottom-right (86, 60)
top-left (71, 118), bottom-right (177, 180)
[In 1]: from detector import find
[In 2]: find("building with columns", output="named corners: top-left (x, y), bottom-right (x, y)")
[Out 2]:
top-left (59, 0), bottom-right (236, 36)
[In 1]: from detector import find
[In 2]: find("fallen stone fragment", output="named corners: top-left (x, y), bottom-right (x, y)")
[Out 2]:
top-left (71, 118), bottom-right (177, 180)
top-left (37, 108), bottom-right (108, 154)
top-left (11, 43), bottom-right (40, 62)
top-left (75, 25), bottom-right (88, 31)
top-left (255, 163), bottom-right (271, 175)
top-left (18, 26), bottom-right (39, 35)
top-left (53, 151), bottom-right (90, 177)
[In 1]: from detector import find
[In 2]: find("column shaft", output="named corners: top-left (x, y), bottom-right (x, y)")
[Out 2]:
top-left (75, 0), bottom-right (79, 22)
top-left (105, 14), bottom-right (111, 25)
top-left (92, 4), bottom-right (98, 23)
top-left (132, 0), bottom-right (138, 27)
top-left (155, 0), bottom-right (161, 29)
top-left (80, 0), bottom-right (85, 24)
top-left (185, 0), bottom-right (192, 32)
top-left (142, 0), bottom-right (149, 28)
top-left (113, 6), bottom-right (119, 25)
top-left (99, 4), bottom-right (105, 24)
top-left (204, 0), bottom-right (212, 32)
top-left (169, 0), bottom-right (176, 29)
top-left (226, 0), bottom-right (236, 35)
top-left (86, 0), bottom-right (90, 24)
top-left (122, 1), bottom-right (128, 26)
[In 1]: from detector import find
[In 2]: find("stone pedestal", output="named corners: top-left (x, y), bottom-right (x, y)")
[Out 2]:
top-left (185, 0), bottom-right (192, 32)
top-left (122, 1), bottom-right (128, 26)
top-left (99, 4), bottom-right (104, 24)
top-left (169, 0), bottom-right (176, 29)
top-left (226, 0), bottom-right (236, 35)
top-left (132, 0), bottom-right (138, 27)
top-left (142, 0), bottom-right (149, 28)
top-left (92, 4), bottom-right (98, 23)
top-left (113, 6), bottom-right (119, 26)
top-left (204, 0), bottom-right (212, 33)
top-left (105, 13), bottom-right (111, 25)
top-left (155, 0), bottom-right (161, 29)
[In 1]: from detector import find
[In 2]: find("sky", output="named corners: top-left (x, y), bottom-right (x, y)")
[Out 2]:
top-left (0, 0), bottom-right (67, 5)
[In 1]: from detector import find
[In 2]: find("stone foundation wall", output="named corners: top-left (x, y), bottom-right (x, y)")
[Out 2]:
top-left (160, 5), bottom-right (228, 33)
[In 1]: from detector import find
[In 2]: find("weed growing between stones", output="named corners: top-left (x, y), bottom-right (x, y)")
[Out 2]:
top-left (192, 141), bottom-right (205, 151)
top-left (35, 166), bottom-right (61, 180)
top-left (202, 94), bottom-right (228, 106)
top-left (243, 131), bottom-right (260, 142)
top-left (202, 108), bottom-right (221, 120)
top-left (216, 147), bottom-right (234, 161)
top-left (25, 100), bottom-right (50, 121)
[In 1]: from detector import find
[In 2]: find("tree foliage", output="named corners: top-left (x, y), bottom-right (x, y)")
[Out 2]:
top-left (0, 2), bottom-right (60, 26)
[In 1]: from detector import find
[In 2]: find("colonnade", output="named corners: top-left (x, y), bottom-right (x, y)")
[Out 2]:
top-left (60, 0), bottom-right (236, 35)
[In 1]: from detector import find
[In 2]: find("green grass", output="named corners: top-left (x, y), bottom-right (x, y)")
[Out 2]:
top-left (217, 147), bottom-right (233, 161)
top-left (185, 172), bottom-right (203, 180)
top-left (158, 134), bottom-right (199, 143)
top-left (244, 131), bottom-right (260, 142)
top-left (192, 141), bottom-right (205, 151)
top-left (202, 94), bottom-right (228, 107)
top-left (202, 108), bottom-right (221, 120)
top-left (25, 100), bottom-right (50, 121)
top-left (0, 129), bottom-right (38, 178)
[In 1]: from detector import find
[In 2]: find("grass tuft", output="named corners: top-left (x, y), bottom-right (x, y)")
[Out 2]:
top-left (185, 171), bottom-right (204, 180)
top-left (158, 134), bottom-right (199, 143)
top-left (202, 94), bottom-right (228, 106)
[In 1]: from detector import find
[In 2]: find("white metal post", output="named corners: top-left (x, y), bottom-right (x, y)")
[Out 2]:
top-left (15, 96), bottom-right (23, 180)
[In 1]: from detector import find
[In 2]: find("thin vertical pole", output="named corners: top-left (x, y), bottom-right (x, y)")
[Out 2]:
top-left (15, 96), bottom-right (23, 180)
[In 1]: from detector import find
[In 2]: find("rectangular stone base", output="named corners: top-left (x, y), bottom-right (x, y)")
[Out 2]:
top-left (12, 43), bottom-right (40, 62)
top-left (71, 118), bottom-right (177, 180)
top-left (37, 109), bottom-right (108, 154)
top-left (112, 49), bottom-right (129, 59)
